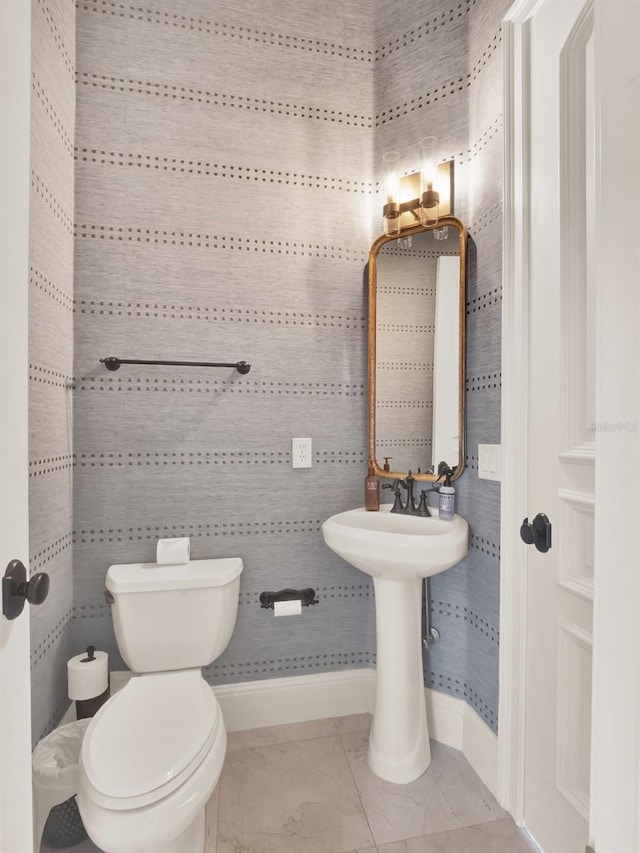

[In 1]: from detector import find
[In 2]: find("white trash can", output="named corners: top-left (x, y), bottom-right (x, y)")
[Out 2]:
top-left (32, 718), bottom-right (92, 852)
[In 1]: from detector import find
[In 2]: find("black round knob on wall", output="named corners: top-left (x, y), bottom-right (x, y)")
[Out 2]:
top-left (2, 559), bottom-right (50, 621)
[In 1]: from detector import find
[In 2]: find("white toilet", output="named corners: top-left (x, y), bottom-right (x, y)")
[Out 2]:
top-left (77, 557), bottom-right (243, 853)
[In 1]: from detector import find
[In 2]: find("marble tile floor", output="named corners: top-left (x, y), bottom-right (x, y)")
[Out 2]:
top-left (41, 714), bottom-right (534, 853)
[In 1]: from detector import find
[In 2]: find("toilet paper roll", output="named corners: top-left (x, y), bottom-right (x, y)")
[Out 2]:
top-left (273, 599), bottom-right (302, 617)
top-left (67, 650), bottom-right (109, 701)
top-left (156, 537), bottom-right (190, 565)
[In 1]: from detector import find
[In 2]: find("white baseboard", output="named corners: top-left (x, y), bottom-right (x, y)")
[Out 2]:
top-left (214, 668), bottom-right (373, 732)
top-left (71, 668), bottom-right (498, 796)
top-left (461, 700), bottom-right (500, 797)
top-left (424, 685), bottom-right (499, 796)
top-left (425, 687), bottom-right (465, 747)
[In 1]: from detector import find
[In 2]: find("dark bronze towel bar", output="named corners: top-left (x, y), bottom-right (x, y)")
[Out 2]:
top-left (100, 356), bottom-right (251, 374)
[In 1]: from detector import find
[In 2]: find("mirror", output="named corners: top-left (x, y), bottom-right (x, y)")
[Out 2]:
top-left (367, 217), bottom-right (466, 482)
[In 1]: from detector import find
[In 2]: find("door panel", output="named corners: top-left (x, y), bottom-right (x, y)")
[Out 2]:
top-left (525, 1), bottom-right (594, 851)
top-left (556, 619), bottom-right (592, 822)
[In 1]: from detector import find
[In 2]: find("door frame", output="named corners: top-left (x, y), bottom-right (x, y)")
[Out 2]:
top-left (498, 0), bottom-right (535, 826)
top-left (499, 0), bottom-right (640, 849)
top-left (0, 0), bottom-right (34, 851)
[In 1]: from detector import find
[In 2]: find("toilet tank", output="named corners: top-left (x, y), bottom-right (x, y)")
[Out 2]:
top-left (105, 558), bottom-right (243, 673)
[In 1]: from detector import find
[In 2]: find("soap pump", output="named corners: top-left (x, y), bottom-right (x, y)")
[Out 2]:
top-left (365, 461), bottom-right (380, 511)
top-left (436, 462), bottom-right (456, 521)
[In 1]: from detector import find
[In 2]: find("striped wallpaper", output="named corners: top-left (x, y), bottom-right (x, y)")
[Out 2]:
top-left (29, 0), bottom-right (507, 742)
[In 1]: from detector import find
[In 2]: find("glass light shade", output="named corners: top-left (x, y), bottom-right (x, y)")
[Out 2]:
top-left (383, 151), bottom-right (401, 236)
top-left (383, 151), bottom-right (400, 203)
top-left (384, 216), bottom-right (401, 237)
top-left (419, 136), bottom-right (439, 226)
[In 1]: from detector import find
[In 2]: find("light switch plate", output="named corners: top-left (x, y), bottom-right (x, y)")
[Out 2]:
top-left (291, 437), bottom-right (312, 468)
top-left (478, 444), bottom-right (501, 481)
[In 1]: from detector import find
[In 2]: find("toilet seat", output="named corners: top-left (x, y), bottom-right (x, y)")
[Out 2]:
top-left (81, 671), bottom-right (221, 810)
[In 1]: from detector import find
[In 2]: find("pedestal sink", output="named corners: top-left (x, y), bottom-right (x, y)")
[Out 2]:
top-left (322, 505), bottom-right (469, 784)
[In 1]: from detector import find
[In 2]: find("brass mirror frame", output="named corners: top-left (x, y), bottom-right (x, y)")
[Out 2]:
top-left (367, 215), bottom-right (467, 483)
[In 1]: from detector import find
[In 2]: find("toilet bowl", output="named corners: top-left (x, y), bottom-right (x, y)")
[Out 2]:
top-left (77, 557), bottom-right (242, 853)
top-left (78, 670), bottom-right (226, 853)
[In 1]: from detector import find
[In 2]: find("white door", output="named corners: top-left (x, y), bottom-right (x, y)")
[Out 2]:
top-left (524, 1), bottom-right (595, 850)
top-left (0, 1), bottom-right (34, 851)
top-left (502, 0), bottom-right (640, 851)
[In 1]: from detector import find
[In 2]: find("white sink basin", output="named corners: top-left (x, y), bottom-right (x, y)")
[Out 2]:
top-left (322, 505), bottom-right (468, 580)
top-left (322, 504), bottom-right (469, 784)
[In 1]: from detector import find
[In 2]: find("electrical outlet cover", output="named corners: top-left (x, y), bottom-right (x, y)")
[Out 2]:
top-left (292, 437), bottom-right (312, 468)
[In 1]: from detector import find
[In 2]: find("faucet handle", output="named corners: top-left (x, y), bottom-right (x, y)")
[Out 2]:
top-left (382, 481), bottom-right (405, 513)
top-left (416, 491), bottom-right (431, 517)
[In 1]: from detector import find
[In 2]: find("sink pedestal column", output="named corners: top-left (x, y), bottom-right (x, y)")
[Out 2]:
top-left (368, 576), bottom-right (431, 783)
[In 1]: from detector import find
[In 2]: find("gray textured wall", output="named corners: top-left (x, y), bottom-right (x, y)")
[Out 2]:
top-left (29, 0), bottom-right (76, 744)
top-left (72, 0), bottom-right (378, 682)
top-left (371, 0), bottom-right (508, 732)
top-left (30, 0), bottom-right (506, 741)
top-left (452, 0), bottom-right (507, 734)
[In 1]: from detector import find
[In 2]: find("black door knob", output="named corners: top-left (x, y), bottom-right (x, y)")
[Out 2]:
top-left (520, 519), bottom-right (535, 545)
top-left (2, 559), bottom-right (50, 620)
top-left (25, 571), bottom-right (50, 605)
top-left (520, 513), bottom-right (552, 553)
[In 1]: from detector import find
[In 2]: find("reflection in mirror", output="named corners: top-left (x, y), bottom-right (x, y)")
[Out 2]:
top-left (370, 220), bottom-right (466, 480)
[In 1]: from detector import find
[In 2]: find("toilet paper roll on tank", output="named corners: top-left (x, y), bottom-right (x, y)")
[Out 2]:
top-left (156, 537), bottom-right (190, 565)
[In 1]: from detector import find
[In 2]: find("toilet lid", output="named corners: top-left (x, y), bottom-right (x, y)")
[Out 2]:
top-left (81, 672), bottom-right (219, 800)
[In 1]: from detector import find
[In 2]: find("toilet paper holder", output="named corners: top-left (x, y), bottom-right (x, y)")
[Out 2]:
top-left (259, 588), bottom-right (318, 609)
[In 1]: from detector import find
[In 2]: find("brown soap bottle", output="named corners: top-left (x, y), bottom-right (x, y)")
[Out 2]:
top-left (365, 462), bottom-right (380, 511)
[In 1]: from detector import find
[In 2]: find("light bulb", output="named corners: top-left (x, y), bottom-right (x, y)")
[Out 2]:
top-left (419, 136), bottom-right (439, 226)
top-left (382, 151), bottom-right (401, 236)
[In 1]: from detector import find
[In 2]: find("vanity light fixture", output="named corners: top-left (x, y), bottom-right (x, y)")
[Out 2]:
top-left (382, 136), bottom-right (454, 236)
